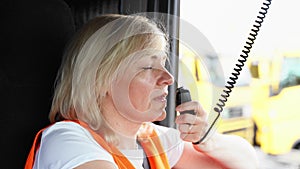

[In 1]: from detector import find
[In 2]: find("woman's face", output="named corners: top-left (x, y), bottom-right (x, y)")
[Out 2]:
top-left (129, 54), bottom-right (173, 111)
top-left (111, 49), bottom-right (174, 123)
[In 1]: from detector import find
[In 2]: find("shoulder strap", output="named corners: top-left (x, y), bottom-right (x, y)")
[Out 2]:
top-left (137, 123), bottom-right (171, 169)
top-left (24, 124), bottom-right (53, 169)
top-left (78, 121), bottom-right (172, 169)
top-left (76, 120), bottom-right (136, 169)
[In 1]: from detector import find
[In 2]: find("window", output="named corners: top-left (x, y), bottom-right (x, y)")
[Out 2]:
top-left (279, 57), bottom-right (300, 89)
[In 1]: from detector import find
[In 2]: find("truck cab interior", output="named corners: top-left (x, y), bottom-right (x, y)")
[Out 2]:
top-left (0, 0), bottom-right (179, 168)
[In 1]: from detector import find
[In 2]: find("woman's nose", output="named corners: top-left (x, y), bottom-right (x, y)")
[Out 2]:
top-left (158, 69), bottom-right (174, 86)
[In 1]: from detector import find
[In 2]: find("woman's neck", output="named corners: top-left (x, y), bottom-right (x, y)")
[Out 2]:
top-left (100, 97), bottom-right (143, 149)
top-left (105, 115), bottom-right (142, 149)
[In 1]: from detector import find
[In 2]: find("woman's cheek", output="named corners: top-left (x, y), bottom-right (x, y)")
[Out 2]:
top-left (129, 76), bottom-right (153, 112)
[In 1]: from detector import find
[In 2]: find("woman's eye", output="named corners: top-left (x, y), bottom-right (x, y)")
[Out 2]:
top-left (142, 66), bottom-right (153, 70)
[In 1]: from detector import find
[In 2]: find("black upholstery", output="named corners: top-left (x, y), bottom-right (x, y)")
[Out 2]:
top-left (0, 0), bottom-right (75, 168)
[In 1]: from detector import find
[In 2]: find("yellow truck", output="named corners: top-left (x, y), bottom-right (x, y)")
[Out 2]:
top-left (249, 50), bottom-right (300, 155)
top-left (178, 45), bottom-right (255, 144)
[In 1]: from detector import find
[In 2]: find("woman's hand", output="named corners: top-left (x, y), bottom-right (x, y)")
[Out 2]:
top-left (174, 101), bottom-right (259, 169)
top-left (175, 101), bottom-right (208, 143)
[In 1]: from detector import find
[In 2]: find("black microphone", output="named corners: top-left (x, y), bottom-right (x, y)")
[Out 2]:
top-left (175, 87), bottom-right (195, 115)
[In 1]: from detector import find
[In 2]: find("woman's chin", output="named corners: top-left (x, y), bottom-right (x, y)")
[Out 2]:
top-left (152, 111), bottom-right (166, 122)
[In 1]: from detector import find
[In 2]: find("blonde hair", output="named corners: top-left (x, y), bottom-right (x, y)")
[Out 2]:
top-left (49, 14), bottom-right (168, 134)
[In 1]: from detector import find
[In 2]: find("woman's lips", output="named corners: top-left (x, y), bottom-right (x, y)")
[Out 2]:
top-left (154, 93), bottom-right (168, 102)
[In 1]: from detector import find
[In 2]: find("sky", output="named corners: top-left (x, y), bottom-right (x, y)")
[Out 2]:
top-left (180, 0), bottom-right (300, 58)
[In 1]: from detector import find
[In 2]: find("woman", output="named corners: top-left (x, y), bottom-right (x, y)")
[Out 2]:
top-left (25, 14), bottom-right (258, 169)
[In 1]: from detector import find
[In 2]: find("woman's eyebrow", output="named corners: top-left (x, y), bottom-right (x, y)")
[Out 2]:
top-left (151, 55), bottom-right (167, 61)
top-left (151, 55), bottom-right (158, 60)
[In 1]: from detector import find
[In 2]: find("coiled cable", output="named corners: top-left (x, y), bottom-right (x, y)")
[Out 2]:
top-left (196, 0), bottom-right (272, 144)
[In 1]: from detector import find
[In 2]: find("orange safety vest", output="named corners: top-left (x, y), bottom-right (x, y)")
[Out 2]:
top-left (24, 120), bottom-right (170, 169)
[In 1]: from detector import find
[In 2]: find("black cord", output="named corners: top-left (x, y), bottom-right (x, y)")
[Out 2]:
top-left (194, 0), bottom-right (272, 144)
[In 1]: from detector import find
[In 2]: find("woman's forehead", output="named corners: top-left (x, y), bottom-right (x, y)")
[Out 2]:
top-left (136, 52), bottom-right (167, 63)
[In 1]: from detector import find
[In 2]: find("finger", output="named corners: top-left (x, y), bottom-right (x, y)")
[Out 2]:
top-left (178, 124), bottom-right (192, 133)
top-left (176, 101), bottom-right (207, 118)
top-left (178, 123), bottom-right (206, 134)
top-left (175, 114), bottom-right (204, 125)
top-left (180, 132), bottom-right (202, 143)
top-left (180, 122), bottom-right (209, 142)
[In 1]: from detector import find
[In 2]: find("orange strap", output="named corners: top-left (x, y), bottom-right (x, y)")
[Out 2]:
top-left (24, 128), bottom-right (46, 169)
top-left (24, 120), bottom-right (170, 169)
top-left (137, 124), bottom-right (170, 169)
top-left (77, 121), bottom-right (136, 169)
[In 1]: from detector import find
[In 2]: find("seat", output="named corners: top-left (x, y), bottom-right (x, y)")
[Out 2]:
top-left (0, 0), bottom-right (75, 168)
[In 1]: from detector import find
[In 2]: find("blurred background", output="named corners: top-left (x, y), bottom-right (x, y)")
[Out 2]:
top-left (179, 0), bottom-right (300, 168)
